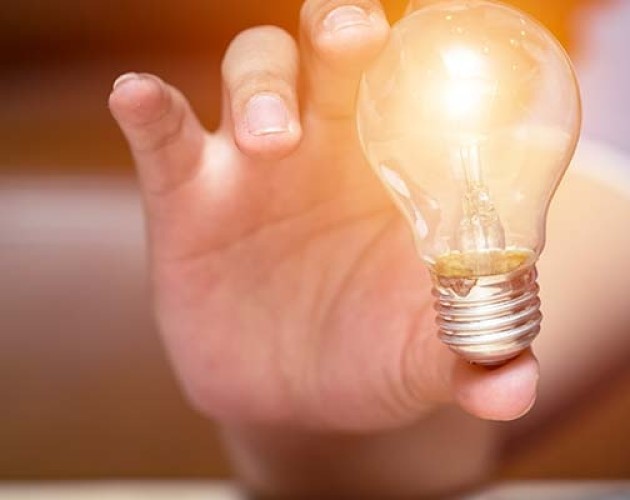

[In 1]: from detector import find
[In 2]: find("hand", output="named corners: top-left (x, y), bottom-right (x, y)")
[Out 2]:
top-left (108, 0), bottom-right (538, 432)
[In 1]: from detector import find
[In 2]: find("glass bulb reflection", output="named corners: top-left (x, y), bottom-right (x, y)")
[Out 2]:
top-left (357, 0), bottom-right (581, 364)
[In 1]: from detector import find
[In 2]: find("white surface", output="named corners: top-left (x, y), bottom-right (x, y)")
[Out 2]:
top-left (468, 481), bottom-right (630, 499)
top-left (0, 481), bottom-right (629, 499)
top-left (0, 482), bottom-right (243, 500)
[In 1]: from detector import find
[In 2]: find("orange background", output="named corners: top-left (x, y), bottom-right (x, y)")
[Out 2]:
top-left (1, 0), bottom-right (627, 482)
top-left (0, 0), bottom-right (596, 171)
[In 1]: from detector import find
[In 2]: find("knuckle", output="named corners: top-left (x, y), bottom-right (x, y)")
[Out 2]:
top-left (232, 69), bottom-right (293, 97)
top-left (136, 102), bottom-right (186, 154)
top-left (127, 85), bottom-right (190, 154)
top-left (221, 26), bottom-right (298, 101)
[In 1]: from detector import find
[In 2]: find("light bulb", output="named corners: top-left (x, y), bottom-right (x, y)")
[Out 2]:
top-left (356, 0), bottom-right (581, 365)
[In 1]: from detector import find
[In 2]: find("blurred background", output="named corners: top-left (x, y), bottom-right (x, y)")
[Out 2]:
top-left (1, 0), bottom-right (629, 483)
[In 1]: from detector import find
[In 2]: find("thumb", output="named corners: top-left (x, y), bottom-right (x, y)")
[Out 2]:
top-left (403, 332), bottom-right (540, 421)
top-left (452, 350), bottom-right (540, 421)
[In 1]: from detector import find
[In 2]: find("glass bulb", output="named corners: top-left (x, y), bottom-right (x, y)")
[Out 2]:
top-left (356, 0), bottom-right (581, 364)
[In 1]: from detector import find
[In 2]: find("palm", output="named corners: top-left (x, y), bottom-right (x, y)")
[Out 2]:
top-left (110, 6), bottom-right (538, 429)
top-left (152, 122), bottom-right (442, 431)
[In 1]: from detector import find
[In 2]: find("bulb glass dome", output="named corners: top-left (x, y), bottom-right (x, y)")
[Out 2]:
top-left (357, 0), bottom-right (581, 276)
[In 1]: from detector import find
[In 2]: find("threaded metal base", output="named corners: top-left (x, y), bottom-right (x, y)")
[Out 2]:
top-left (432, 265), bottom-right (541, 366)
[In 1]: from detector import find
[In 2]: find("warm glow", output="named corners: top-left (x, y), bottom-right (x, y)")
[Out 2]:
top-left (441, 46), bottom-right (496, 120)
top-left (442, 46), bottom-right (484, 79)
top-left (357, 1), bottom-right (580, 365)
top-left (443, 79), bottom-right (491, 119)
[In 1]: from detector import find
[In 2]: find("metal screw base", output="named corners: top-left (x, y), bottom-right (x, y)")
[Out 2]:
top-left (432, 265), bottom-right (541, 366)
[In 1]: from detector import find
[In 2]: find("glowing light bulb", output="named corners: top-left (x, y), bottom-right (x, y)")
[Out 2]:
top-left (357, 0), bottom-right (581, 365)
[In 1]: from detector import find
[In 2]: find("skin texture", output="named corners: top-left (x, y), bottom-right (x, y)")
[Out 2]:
top-left (109, 0), bottom-right (630, 496)
top-left (109, 0), bottom-right (537, 431)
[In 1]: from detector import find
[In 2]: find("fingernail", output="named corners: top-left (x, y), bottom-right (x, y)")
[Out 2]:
top-left (514, 392), bottom-right (538, 419)
top-left (514, 368), bottom-right (539, 419)
top-left (245, 93), bottom-right (290, 136)
top-left (323, 5), bottom-right (371, 32)
top-left (112, 72), bottom-right (140, 91)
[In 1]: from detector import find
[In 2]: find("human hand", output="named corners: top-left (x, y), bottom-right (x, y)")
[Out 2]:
top-left (108, 0), bottom-right (538, 432)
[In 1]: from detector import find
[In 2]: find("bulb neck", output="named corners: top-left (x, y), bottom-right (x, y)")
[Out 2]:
top-left (431, 264), bottom-right (541, 366)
